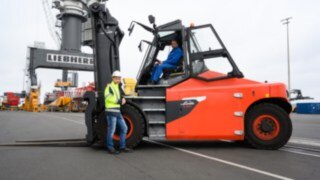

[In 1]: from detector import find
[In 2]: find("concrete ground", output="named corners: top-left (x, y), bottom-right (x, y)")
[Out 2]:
top-left (0, 111), bottom-right (320, 180)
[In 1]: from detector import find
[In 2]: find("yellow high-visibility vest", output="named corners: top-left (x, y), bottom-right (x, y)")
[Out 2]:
top-left (104, 81), bottom-right (121, 109)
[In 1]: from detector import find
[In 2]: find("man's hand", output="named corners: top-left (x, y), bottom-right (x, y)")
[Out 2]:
top-left (121, 98), bottom-right (126, 105)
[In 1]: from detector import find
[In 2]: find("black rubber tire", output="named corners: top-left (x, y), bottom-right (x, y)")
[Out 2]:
top-left (117, 104), bottom-right (145, 148)
top-left (245, 103), bottom-right (292, 150)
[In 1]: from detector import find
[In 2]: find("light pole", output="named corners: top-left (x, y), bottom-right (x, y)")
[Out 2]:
top-left (281, 17), bottom-right (292, 92)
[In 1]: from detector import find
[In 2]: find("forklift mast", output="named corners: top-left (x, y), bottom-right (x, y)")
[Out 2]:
top-left (84, 2), bottom-right (124, 144)
top-left (90, 2), bottom-right (124, 111)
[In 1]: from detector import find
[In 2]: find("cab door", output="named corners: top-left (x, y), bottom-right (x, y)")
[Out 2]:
top-left (187, 24), bottom-right (243, 80)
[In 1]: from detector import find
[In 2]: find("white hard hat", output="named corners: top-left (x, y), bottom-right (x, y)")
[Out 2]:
top-left (112, 70), bottom-right (122, 77)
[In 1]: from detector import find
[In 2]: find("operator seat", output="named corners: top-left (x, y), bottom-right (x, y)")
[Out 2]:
top-left (162, 56), bottom-right (184, 79)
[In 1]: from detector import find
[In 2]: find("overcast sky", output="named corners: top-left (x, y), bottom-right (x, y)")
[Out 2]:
top-left (0, 0), bottom-right (319, 102)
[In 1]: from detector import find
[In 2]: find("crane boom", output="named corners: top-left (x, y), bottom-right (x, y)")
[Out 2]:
top-left (41, 0), bottom-right (61, 49)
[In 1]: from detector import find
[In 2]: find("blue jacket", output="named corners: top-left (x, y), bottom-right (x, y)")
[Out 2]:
top-left (163, 47), bottom-right (183, 66)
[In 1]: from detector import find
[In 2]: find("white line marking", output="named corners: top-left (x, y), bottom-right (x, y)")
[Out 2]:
top-left (289, 137), bottom-right (320, 147)
top-left (281, 148), bottom-right (320, 158)
top-left (41, 114), bottom-right (85, 125)
top-left (146, 140), bottom-right (293, 180)
top-left (285, 145), bottom-right (320, 153)
top-left (64, 114), bottom-right (84, 117)
top-left (52, 113), bottom-right (84, 118)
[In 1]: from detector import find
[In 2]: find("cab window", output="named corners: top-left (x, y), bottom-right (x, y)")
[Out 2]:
top-left (190, 27), bottom-right (222, 53)
top-left (189, 25), bottom-right (236, 80)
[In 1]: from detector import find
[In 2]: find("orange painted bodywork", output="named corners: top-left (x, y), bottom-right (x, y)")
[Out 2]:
top-left (166, 71), bottom-right (288, 141)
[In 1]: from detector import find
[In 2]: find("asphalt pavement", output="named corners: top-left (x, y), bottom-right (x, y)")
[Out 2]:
top-left (0, 111), bottom-right (320, 180)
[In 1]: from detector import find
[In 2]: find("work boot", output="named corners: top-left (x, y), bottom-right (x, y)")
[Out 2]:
top-left (147, 79), bottom-right (157, 85)
top-left (119, 147), bottom-right (133, 153)
top-left (108, 148), bottom-right (119, 154)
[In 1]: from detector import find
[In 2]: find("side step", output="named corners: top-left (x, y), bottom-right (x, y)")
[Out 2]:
top-left (143, 107), bottom-right (166, 140)
top-left (130, 87), bottom-right (167, 140)
top-left (145, 109), bottom-right (166, 140)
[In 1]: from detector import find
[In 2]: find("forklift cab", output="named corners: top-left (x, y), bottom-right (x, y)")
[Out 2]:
top-left (135, 20), bottom-right (188, 86)
top-left (134, 19), bottom-right (243, 87)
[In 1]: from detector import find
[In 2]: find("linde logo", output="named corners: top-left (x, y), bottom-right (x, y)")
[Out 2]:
top-left (180, 100), bottom-right (195, 108)
top-left (47, 54), bottom-right (94, 66)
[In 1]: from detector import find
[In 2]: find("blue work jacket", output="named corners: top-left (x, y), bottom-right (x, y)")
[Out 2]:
top-left (163, 47), bottom-right (183, 66)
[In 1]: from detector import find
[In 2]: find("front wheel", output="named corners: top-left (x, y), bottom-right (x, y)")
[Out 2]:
top-left (245, 103), bottom-right (292, 150)
top-left (112, 104), bottom-right (145, 148)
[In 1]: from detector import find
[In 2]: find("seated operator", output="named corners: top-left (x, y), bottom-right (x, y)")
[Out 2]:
top-left (150, 39), bottom-right (183, 84)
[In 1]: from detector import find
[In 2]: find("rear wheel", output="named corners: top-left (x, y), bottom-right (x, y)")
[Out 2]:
top-left (245, 103), bottom-right (292, 150)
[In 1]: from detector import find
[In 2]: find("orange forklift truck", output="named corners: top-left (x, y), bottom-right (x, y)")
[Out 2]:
top-left (84, 2), bottom-right (292, 150)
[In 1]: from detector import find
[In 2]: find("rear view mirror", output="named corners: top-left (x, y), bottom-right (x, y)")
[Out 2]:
top-left (128, 24), bottom-right (135, 36)
top-left (138, 40), bottom-right (152, 52)
top-left (148, 15), bottom-right (155, 24)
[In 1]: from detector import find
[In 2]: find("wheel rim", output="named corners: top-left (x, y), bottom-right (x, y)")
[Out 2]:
top-left (113, 115), bottom-right (134, 141)
top-left (253, 115), bottom-right (280, 141)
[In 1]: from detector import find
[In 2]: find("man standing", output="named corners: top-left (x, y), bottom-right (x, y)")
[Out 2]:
top-left (150, 39), bottom-right (183, 84)
top-left (104, 71), bottom-right (132, 154)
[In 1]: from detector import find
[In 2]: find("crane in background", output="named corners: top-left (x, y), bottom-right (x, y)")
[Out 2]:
top-left (41, 0), bottom-right (62, 49)
top-left (22, 0), bottom-right (91, 112)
